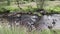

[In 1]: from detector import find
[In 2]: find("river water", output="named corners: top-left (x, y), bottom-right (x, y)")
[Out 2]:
top-left (0, 14), bottom-right (60, 30)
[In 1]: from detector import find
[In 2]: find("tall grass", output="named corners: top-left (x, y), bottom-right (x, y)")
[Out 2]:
top-left (0, 26), bottom-right (60, 34)
top-left (0, 26), bottom-right (27, 34)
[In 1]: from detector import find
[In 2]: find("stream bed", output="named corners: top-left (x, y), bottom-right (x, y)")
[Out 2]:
top-left (0, 14), bottom-right (60, 30)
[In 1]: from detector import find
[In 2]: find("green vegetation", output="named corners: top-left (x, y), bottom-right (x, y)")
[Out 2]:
top-left (0, 0), bottom-right (60, 34)
top-left (0, 1), bottom-right (60, 14)
top-left (44, 5), bottom-right (60, 13)
top-left (0, 27), bottom-right (60, 34)
top-left (0, 27), bottom-right (27, 34)
top-left (1, 5), bottom-right (60, 14)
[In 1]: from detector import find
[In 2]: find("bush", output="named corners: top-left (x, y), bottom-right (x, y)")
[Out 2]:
top-left (0, 6), bottom-right (20, 12)
top-left (0, 5), bottom-right (37, 13)
top-left (44, 6), bottom-right (60, 14)
top-left (4, 6), bottom-right (20, 12)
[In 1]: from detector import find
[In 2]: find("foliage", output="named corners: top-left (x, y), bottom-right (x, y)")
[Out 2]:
top-left (0, 6), bottom-right (20, 12)
top-left (44, 6), bottom-right (60, 14)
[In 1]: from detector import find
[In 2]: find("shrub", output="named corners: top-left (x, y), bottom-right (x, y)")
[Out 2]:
top-left (44, 6), bottom-right (60, 14)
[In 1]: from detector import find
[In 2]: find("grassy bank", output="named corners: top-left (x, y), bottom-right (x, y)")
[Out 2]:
top-left (0, 4), bottom-right (60, 13)
top-left (0, 26), bottom-right (60, 34)
top-left (0, 1), bottom-right (60, 15)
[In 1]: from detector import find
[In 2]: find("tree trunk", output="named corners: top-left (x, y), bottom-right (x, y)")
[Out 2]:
top-left (16, 0), bottom-right (23, 11)
top-left (7, 0), bottom-right (10, 5)
top-left (35, 0), bottom-right (45, 9)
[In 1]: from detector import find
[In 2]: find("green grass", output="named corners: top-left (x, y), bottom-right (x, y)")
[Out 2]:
top-left (0, 1), bottom-right (60, 14)
top-left (0, 26), bottom-right (60, 34)
top-left (0, 26), bottom-right (27, 34)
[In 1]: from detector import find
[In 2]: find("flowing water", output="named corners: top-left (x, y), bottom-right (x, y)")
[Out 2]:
top-left (0, 14), bottom-right (60, 31)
